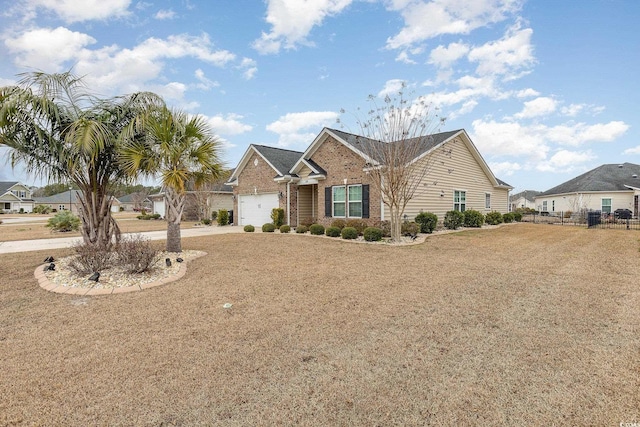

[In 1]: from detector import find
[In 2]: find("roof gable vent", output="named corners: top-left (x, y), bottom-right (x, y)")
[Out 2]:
top-left (618, 164), bottom-right (624, 168)
top-left (633, 174), bottom-right (638, 179)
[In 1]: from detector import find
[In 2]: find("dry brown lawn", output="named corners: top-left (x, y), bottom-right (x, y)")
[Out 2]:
top-left (1, 223), bottom-right (638, 426)
top-left (0, 213), bottom-right (200, 242)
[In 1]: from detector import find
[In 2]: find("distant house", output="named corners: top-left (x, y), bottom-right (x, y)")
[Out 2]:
top-left (509, 190), bottom-right (541, 211)
top-left (34, 190), bottom-right (120, 214)
top-left (117, 193), bottom-right (152, 212)
top-left (151, 182), bottom-right (234, 220)
top-left (226, 127), bottom-right (512, 227)
top-left (0, 181), bottom-right (35, 213)
top-left (534, 163), bottom-right (640, 216)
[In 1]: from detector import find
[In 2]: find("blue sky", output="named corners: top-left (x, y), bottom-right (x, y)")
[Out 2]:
top-left (1, 0), bottom-right (638, 193)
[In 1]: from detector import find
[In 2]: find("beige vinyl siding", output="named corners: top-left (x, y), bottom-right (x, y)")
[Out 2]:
top-left (297, 165), bottom-right (312, 180)
top-left (383, 136), bottom-right (509, 220)
top-left (534, 191), bottom-right (635, 214)
top-left (297, 185), bottom-right (314, 222)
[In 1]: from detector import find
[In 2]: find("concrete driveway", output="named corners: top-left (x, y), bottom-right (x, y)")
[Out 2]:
top-left (0, 225), bottom-right (245, 254)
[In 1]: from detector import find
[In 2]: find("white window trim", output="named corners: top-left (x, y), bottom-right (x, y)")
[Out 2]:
top-left (601, 197), bottom-right (612, 213)
top-left (332, 185), bottom-right (346, 218)
top-left (453, 189), bottom-right (467, 212)
top-left (347, 184), bottom-right (363, 219)
top-left (485, 192), bottom-right (491, 209)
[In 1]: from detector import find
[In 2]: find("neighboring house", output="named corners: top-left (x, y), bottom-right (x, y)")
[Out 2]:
top-left (226, 127), bottom-right (512, 227)
top-left (534, 162), bottom-right (640, 216)
top-left (150, 183), bottom-right (234, 220)
top-left (34, 190), bottom-right (121, 214)
top-left (0, 181), bottom-right (35, 213)
top-left (510, 190), bottom-right (541, 211)
top-left (117, 193), bottom-right (152, 212)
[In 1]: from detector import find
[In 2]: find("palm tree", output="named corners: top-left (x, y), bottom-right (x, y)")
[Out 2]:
top-left (0, 71), bottom-right (164, 248)
top-left (120, 107), bottom-right (224, 252)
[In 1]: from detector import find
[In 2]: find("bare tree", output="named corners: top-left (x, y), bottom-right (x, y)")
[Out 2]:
top-left (342, 87), bottom-right (445, 242)
top-left (130, 190), bottom-right (150, 211)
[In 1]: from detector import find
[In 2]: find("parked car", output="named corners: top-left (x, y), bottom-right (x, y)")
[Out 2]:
top-left (614, 208), bottom-right (633, 219)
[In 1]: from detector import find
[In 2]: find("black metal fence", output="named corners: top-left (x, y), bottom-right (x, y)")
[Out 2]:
top-left (521, 211), bottom-right (640, 230)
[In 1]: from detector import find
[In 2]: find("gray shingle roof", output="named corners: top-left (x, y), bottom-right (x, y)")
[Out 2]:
top-left (252, 145), bottom-right (303, 176)
top-left (510, 190), bottom-right (542, 202)
top-left (327, 127), bottom-right (461, 164)
top-left (539, 163), bottom-right (640, 196)
top-left (34, 190), bottom-right (81, 204)
top-left (0, 181), bottom-right (19, 194)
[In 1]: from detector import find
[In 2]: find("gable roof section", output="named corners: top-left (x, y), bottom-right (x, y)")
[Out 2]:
top-left (510, 190), bottom-right (542, 202)
top-left (228, 144), bottom-right (303, 183)
top-left (538, 163), bottom-right (640, 196)
top-left (0, 182), bottom-right (20, 194)
top-left (34, 190), bottom-right (82, 204)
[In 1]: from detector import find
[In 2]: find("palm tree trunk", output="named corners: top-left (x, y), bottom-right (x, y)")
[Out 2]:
top-left (165, 186), bottom-right (184, 253)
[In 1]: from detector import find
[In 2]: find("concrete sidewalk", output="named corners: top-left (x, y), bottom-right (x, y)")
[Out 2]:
top-left (0, 225), bottom-right (244, 254)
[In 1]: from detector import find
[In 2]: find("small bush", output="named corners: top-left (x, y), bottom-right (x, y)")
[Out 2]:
top-left (201, 218), bottom-right (211, 225)
top-left (279, 225), bottom-right (291, 233)
top-left (46, 211), bottom-right (80, 232)
top-left (262, 223), bottom-right (276, 232)
top-left (330, 219), bottom-right (346, 229)
top-left (401, 221), bottom-right (420, 235)
top-left (115, 234), bottom-right (158, 274)
top-left (503, 212), bottom-right (515, 223)
top-left (375, 220), bottom-right (391, 237)
top-left (296, 225), bottom-right (308, 234)
top-left (345, 219), bottom-right (367, 235)
top-left (325, 226), bottom-right (341, 237)
top-left (300, 217), bottom-right (316, 227)
top-left (415, 212), bottom-right (438, 234)
top-left (69, 242), bottom-right (114, 275)
top-left (363, 227), bottom-right (383, 242)
top-left (341, 226), bottom-right (358, 240)
top-left (271, 208), bottom-right (285, 228)
top-left (151, 213), bottom-right (161, 220)
top-left (444, 210), bottom-right (464, 230)
top-left (217, 209), bottom-right (229, 226)
top-left (244, 225), bottom-right (255, 232)
top-left (564, 210), bottom-right (572, 218)
top-left (513, 212), bottom-right (523, 222)
top-left (19, 208), bottom-right (24, 214)
top-left (0, 220), bottom-right (3, 225)
top-left (463, 210), bottom-right (485, 228)
top-left (211, 211), bottom-right (218, 221)
top-left (309, 224), bottom-right (325, 235)
top-left (33, 205), bottom-right (52, 214)
top-left (485, 211), bottom-right (504, 225)
top-left (141, 208), bottom-right (147, 216)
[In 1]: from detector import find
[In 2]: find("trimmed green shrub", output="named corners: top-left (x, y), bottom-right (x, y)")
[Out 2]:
top-left (279, 225), bottom-right (291, 233)
top-left (401, 221), bottom-right (420, 235)
top-left (201, 218), bottom-right (211, 225)
top-left (296, 225), bottom-right (308, 234)
top-left (485, 211), bottom-right (503, 225)
top-left (463, 210), bottom-right (485, 228)
top-left (503, 212), bottom-right (515, 223)
top-left (330, 219), bottom-right (346, 229)
top-left (513, 212), bottom-right (523, 222)
top-left (262, 223), bottom-right (276, 232)
top-left (363, 227), bottom-right (383, 242)
top-left (211, 211), bottom-right (218, 221)
top-left (341, 226), bottom-right (358, 239)
top-left (309, 224), bottom-right (325, 235)
top-left (444, 210), bottom-right (464, 230)
top-left (46, 211), bottom-right (80, 232)
top-left (415, 212), bottom-right (438, 234)
top-left (244, 225), bottom-right (255, 232)
top-left (325, 226), bottom-right (341, 237)
top-left (217, 209), bottom-right (229, 226)
top-left (375, 220), bottom-right (391, 237)
top-left (271, 208), bottom-right (285, 228)
top-left (345, 219), bottom-right (367, 234)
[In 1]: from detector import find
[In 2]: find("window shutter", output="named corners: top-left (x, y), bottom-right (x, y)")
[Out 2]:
top-left (362, 184), bottom-right (369, 218)
top-left (325, 186), bottom-right (332, 217)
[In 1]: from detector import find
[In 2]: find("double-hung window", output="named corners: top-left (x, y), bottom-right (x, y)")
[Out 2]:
top-left (332, 186), bottom-right (346, 217)
top-left (485, 193), bottom-right (491, 209)
top-left (602, 198), bottom-right (612, 214)
top-left (348, 185), bottom-right (362, 217)
top-left (454, 190), bottom-right (466, 212)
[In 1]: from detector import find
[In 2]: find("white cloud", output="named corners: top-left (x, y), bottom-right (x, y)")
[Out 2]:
top-left (536, 149), bottom-right (595, 173)
top-left (25, 0), bottom-right (131, 23)
top-left (238, 58), bottom-right (258, 80)
top-left (489, 161), bottom-right (521, 176)
top-left (194, 69), bottom-right (219, 90)
top-left (468, 23), bottom-right (535, 78)
top-left (471, 119), bottom-right (549, 160)
top-left (623, 146), bottom-right (640, 155)
top-left (386, 0), bottom-right (522, 50)
top-left (515, 88), bottom-right (539, 98)
top-left (206, 113), bottom-right (253, 135)
top-left (154, 9), bottom-right (176, 20)
top-left (513, 96), bottom-right (557, 119)
top-left (252, 0), bottom-right (352, 54)
top-left (428, 42), bottom-right (469, 68)
top-left (266, 111), bottom-right (339, 147)
top-left (378, 79), bottom-right (407, 98)
top-left (5, 26), bottom-right (96, 70)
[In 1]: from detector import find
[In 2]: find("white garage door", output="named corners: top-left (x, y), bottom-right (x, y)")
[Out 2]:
top-left (239, 193), bottom-right (279, 226)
